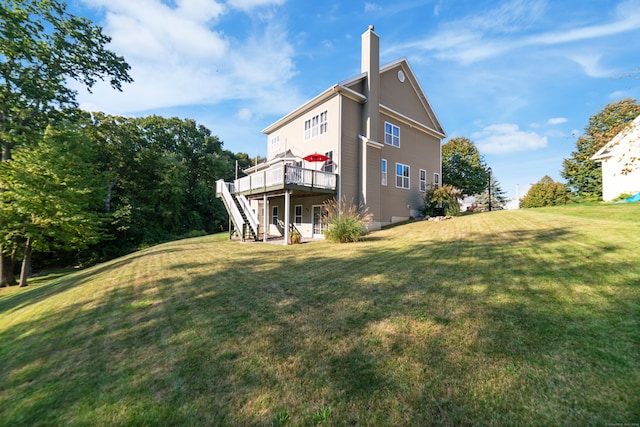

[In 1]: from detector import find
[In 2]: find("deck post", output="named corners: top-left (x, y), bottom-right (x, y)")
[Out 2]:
top-left (263, 194), bottom-right (268, 242)
top-left (284, 190), bottom-right (290, 245)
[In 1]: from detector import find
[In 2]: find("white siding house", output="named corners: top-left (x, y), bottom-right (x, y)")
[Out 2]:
top-left (591, 114), bottom-right (640, 201)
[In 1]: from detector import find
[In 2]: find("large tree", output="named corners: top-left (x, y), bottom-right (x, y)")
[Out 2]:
top-left (520, 175), bottom-right (571, 208)
top-left (442, 137), bottom-right (489, 196)
top-left (0, 124), bottom-right (105, 286)
top-left (0, 0), bottom-right (131, 285)
top-left (82, 113), bottom-right (242, 256)
top-left (561, 98), bottom-right (640, 198)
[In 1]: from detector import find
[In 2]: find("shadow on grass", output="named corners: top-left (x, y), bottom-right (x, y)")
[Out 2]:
top-left (1, 222), bottom-right (639, 425)
top-left (0, 248), bottom-right (186, 314)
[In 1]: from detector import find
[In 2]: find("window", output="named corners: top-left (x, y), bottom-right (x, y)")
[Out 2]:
top-left (270, 135), bottom-right (280, 151)
top-left (271, 206), bottom-right (278, 225)
top-left (385, 122), bottom-right (400, 147)
top-left (381, 159), bottom-right (387, 186)
top-left (304, 120), bottom-right (312, 140)
top-left (304, 110), bottom-right (328, 140)
top-left (396, 163), bottom-right (410, 189)
top-left (434, 173), bottom-right (440, 187)
top-left (294, 205), bottom-right (302, 225)
top-left (322, 151), bottom-right (334, 172)
top-left (420, 169), bottom-right (427, 192)
top-left (320, 111), bottom-right (327, 134)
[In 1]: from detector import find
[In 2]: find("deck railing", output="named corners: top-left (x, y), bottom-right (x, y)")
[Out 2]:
top-left (235, 165), bottom-right (336, 194)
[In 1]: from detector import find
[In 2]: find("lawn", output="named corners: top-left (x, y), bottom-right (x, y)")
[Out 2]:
top-left (1, 204), bottom-right (639, 426)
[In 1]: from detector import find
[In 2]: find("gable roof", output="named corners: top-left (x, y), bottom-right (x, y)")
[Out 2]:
top-left (340, 58), bottom-right (445, 138)
top-left (262, 57), bottom-right (445, 138)
top-left (592, 114), bottom-right (640, 161)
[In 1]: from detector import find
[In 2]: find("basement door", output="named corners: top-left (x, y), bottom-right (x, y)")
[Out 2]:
top-left (312, 205), bottom-right (328, 238)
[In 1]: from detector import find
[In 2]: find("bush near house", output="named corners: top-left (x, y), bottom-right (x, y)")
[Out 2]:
top-left (423, 184), bottom-right (462, 216)
top-left (322, 197), bottom-right (372, 243)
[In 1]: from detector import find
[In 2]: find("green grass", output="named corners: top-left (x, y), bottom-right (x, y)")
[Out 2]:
top-left (1, 204), bottom-right (639, 426)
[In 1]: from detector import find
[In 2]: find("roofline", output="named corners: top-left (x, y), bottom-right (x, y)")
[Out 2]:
top-left (262, 56), bottom-right (447, 137)
top-left (380, 104), bottom-right (446, 139)
top-left (591, 114), bottom-right (640, 160)
top-left (381, 58), bottom-right (446, 136)
top-left (261, 84), bottom-right (366, 134)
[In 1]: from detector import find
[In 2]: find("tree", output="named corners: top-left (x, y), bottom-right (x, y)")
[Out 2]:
top-left (422, 184), bottom-right (462, 216)
top-left (475, 174), bottom-right (508, 211)
top-left (520, 175), bottom-right (571, 208)
top-left (79, 113), bottom-right (239, 256)
top-left (561, 98), bottom-right (640, 199)
top-left (1, 0), bottom-right (132, 285)
top-left (442, 137), bottom-right (489, 196)
top-left (0, 125), bottom-right (105, 286)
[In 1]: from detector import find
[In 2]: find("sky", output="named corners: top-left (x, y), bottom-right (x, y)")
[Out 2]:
top-left (68, 0), bottom-right (640, 199)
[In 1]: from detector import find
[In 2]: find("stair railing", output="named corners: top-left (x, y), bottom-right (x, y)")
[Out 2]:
top-left (235, 194), bottom-right (259, 238)
top-left (216, 179), bottom-right (246, 237)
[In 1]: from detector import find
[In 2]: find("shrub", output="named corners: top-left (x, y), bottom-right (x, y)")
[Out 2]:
top-left (289, 229), bottom-right (301, 244)
top-left (520, 175), bottom-right (571, 208)
top-left (322, 197), bottom-right (372, 243)
top-left (422, 184), bottom-right (462, 216)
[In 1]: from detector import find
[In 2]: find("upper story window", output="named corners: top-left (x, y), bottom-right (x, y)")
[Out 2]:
top-left (385, 122), bottom-right (400, 147)
top-left (322, 150), bottom-right (334, 173)
top-left (381, 159), bottom-right (387, 186)
top-left (420, 169), bottom-right (427, 192)
top-left (434, 173), bottom-right (440, 187)
top-left (270, 135), bottom-right (280, 151)
top-left (304, 110), bottom-right (328, 140)
top-left (396, 163), bottom-right (410, 189)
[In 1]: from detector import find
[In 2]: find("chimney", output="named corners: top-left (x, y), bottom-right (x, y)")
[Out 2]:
top-left (361, 25), bottom-right (380, 142)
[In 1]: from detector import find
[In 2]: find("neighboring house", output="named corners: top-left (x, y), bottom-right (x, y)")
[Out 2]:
top-left (216, 25), bottom-right (446, 243)
top-left (591, 114), bottom-right (640, 201)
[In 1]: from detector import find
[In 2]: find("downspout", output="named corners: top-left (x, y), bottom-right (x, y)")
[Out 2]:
top-left (337, 91), bottom-right (343, 204)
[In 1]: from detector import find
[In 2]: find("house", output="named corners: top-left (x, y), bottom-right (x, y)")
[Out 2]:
top-left (216, 25), bottom-right (446, 243)
top-left (591, 114), bottom-right (640, 201)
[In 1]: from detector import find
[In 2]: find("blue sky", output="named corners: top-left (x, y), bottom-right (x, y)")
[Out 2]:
top-left (69, 0), bottom-right (640, 199)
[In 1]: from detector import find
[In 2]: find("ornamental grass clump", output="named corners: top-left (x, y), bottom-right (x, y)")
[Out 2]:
top-left (322, 197), bottom-right (372, 243)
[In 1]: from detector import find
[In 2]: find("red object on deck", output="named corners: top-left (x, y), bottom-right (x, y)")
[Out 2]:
top-left (303, 153), bottom-right (329, 162)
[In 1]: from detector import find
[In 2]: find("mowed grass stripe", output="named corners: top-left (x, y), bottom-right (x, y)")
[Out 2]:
top-left (1, 204), bottom-right (639, 426)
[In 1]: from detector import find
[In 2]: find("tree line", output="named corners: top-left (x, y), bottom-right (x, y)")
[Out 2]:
top-left (1, 1), bottom-right (254, 286)
top-left (1, 111), bottom-right (254, 286)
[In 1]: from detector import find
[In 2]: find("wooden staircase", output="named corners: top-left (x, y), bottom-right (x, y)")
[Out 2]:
top-left (230, 193), bottom-right (258, 241)
top-left (216, 179), bottom-right (259, 242)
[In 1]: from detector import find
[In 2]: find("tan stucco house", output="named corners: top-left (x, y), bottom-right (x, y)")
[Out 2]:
top-left (216, 25), bottom-right (446, 243)
top-left (591, 114), bottom-right (640, 201)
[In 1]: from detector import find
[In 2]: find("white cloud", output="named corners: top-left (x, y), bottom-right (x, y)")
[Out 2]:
top-left (569, 54), bottom-right (611, 78)
top-left (236, 108), bottom-right (253, 121)
top-left (364, 3), bottom-right (382, 13)
top-left (547, 117), bottom-right (568, 125)
top-left (226, 0), bottom-right (285, 11)
top-left (75, 0), bottom-right (301, 117)
top-left (609, 90), bottom-right (631, 99)
top-left (473, 123), bottom-right (548, 154)
top-left (386, 0), bottom-right (640, 65)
